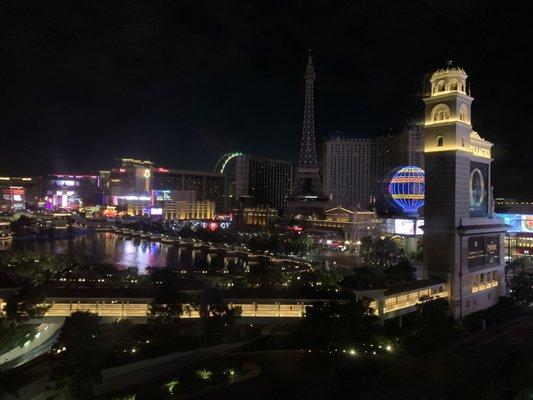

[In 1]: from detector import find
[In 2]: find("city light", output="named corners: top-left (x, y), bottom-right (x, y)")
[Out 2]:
top-left (387, 166), bottom-right (425, 215)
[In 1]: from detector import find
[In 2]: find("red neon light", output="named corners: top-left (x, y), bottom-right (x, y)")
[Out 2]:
top-left (288, 225), bottom-right (303, 232)
top-left (157, 168), bottom-right (169, 173)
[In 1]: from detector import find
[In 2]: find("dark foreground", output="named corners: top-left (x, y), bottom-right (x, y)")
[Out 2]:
top-left (197, 316), bottom-right (533, 400)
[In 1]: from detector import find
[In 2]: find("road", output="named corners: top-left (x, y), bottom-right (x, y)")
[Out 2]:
top-left (0, 323), bottom-right (62, 371)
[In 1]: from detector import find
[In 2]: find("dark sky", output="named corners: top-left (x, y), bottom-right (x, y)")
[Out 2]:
top-left (0, 0), bottom-right (531, 198)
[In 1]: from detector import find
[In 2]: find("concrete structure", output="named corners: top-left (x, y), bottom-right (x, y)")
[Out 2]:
top-left (422, 64), bottom-right (507, 319)
top-left (235, 155), bottom-right (292, 210)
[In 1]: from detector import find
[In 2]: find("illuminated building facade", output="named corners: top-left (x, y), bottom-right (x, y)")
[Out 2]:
top-left (0, 176), bottom-right (34, 211)
top-left (109, 158), bottom-right (154, 199)
top-left (322, 125), bottom-right (424, 212)
top-left (323, 136), bottom-right (374, 208)
top-left (161, 200), bottom-right (215, 220)
top-left (494, 201), bottom-right (533, 259)
top-left (36, 174), bottom-right (101, 210)
top-left (124, 198), bottom-right (215, 221)
top-left (109, 158), bottom-right (226, 212)
top-left (422, 64), bottom-right (507, 318)
top-left (152, 168), bottom-right (226, 212)
top-left (234, 206), bottom-right (279, 227)
top-left (495, 213), bottom-right (533, 259)
top-left (235, 155), bottom-right (292, 210)
top-left (1, 186), bottom-right (26, 212)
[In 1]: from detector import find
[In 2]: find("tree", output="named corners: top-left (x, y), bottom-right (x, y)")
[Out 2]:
top-left (146, 267), bottom-right (187, 326)
top-left (48, 311), bottom-right (104, 400)
top-left (416, 297), bottom-right (451, 326)
top-left (384, 258), bottom-right (416, 285)
top-left (10, 215), bottom-right (34, 235)
top-left (246, 261), bottom-right (284, 289)
top-left (401, 297), bottom-right (462, 355)
top-left (358, 236), bottom-right (402, 267)
top-left (300, 299), bottom-right (381, 346)
top-left (506, 256), bottom-right (531, 274)
top-left (147, 289), bottom-right (186, 326)
top-left (509, 272), bottom-right (533, 306)
top-left (194, 291), bottom-right (240, 341)
top-left (4, 282), bottom-right (48, 325)
top-left (103, 319), bottom-right (139, 361)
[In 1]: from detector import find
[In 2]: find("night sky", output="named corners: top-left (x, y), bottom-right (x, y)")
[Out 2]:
top-left (0, 1), bottom-right (531, 198)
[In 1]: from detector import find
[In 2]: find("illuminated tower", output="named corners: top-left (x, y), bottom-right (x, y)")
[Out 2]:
top-left (423, 63), bottom-right (507, 319)
top-left (294, 53), bottom-right (323, 196)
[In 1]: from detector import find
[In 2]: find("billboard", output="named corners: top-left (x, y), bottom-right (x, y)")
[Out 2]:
top-left (386, 218), bottom-right (424, 236)
top-left (469, 161), bottom-right (489, 217)
top-left (468, 235), bottom-right (500, 268)
top-left (150, 207), bottom-right (163, 216)
top-left (153, 190), bottom-right (172, 201)
top-left (495, 213), bottom-right (533, 233)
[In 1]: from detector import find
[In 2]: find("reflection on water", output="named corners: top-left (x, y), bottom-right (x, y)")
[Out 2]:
top-left (7, 233), bottom-right (242, 274)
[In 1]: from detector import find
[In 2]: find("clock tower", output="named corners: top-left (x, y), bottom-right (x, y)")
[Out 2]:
top-left (423, 63), bottom-right (507, 319)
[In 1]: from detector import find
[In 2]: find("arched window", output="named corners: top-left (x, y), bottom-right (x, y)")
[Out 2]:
top-left (438, 80), bottom-right (446, 92)
top-left (431, 104), bottom-right (451, 123)
top-left (449, 79), bottom-right (458, 90)
top-left (459, 104), bottom-right (469, 122)
top-left (437, 135), bottom-right (444, 147)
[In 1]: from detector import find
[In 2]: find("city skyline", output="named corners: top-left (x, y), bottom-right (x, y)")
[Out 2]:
top-left (0, 1), bottom-right (531, 198)
top-left (1, 4), bottom-right (532, 399)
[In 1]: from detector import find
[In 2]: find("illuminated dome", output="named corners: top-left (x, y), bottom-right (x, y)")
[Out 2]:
top-left (387, 166), bottom-right (425, 215)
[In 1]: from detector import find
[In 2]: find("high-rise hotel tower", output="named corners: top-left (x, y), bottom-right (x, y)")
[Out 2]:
top-left (423, 63), bottom-right (507, 318)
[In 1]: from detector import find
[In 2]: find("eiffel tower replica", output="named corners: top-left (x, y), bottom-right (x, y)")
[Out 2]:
top-left (286, 53), bottom-right (329, 218)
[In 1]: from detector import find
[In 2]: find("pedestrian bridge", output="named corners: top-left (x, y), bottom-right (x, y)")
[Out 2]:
top-left (40, 300), bottom-right (307, 319)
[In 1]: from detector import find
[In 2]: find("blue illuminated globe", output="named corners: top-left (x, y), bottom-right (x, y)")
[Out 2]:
top-left (387, 166), bottom-right (425, 215)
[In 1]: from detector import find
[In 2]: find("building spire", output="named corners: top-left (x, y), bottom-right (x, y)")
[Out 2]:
top-left (306, 49), bottom-right (315, 77)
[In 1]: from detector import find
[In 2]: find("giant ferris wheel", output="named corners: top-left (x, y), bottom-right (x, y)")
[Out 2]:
top-left (214, 152), bottom-right (245, 174)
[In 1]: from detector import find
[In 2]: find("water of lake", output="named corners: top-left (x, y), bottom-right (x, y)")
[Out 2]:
top-left (4, 233), bottom-right (243, 274)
